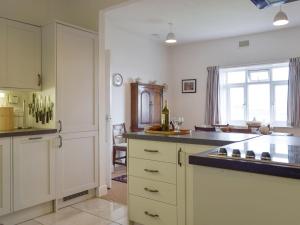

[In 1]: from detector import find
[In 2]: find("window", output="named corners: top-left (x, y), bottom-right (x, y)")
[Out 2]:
top-left (220, 63), bottom-right (289, 126)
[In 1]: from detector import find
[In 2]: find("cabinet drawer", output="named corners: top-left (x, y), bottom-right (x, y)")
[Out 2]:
top-left (129, 195), bottom-right (177, 225)
top-left (129, 140), bottom-right (176, 163)
top-left (129, 176), bottom-right (177, 205)
top-left (129, 158), bottom-right (176, 184)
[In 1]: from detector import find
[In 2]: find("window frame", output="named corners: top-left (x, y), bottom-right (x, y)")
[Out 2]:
top-left (222, 64), bottom-right (289, 126)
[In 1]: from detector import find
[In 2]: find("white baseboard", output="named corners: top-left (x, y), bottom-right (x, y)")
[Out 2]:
top-left (0, 201), bottom-right (53, 225)
top-left (96, 185), bottom-right (108, 197)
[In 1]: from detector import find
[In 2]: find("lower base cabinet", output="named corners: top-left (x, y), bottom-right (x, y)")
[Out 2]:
top-left (13, 135), bottom-right (56, 211)
top-left (0, 138), bottom-right (11, 216)
top-left (56, 131), bottom-right (99, 198)
top-left (128, 139), bottom-right (216, 225)
top-left (129, 195), bottom-right (177, 225)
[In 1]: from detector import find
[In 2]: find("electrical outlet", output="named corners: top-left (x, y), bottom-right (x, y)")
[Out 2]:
top-left (8, 95), bottom-right (19, 104)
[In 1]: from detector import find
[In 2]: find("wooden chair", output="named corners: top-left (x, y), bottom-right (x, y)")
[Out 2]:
top-left (112, 123), bottom-right (127, 167)
top-left (195, 126), bottom-right (216, 132)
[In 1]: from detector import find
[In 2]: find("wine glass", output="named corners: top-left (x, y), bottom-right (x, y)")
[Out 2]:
top-left (172, 117), bottom-right (184, 132)
top-left (178, 117), bottom-right (184, 130)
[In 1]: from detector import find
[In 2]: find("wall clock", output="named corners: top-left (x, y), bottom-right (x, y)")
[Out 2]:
top-left (112, 73), bottom-right (123, 87)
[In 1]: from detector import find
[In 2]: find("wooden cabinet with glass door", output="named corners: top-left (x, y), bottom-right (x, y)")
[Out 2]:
top-left (130, 83), bottom-right (164, 131)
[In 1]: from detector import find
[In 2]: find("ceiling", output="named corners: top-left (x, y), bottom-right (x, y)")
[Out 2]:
top-left (105, 0), bottom-right (300, 44)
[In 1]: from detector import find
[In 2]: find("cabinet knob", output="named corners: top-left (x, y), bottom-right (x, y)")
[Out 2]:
top-left (144, 187), bottom-right (159, 193)
top-left (144, 149), bottom-right (159, 153)
top-left (28, 137), bottom-right (43, 140)
top-left (58, 120), bottom-right (62, 133)
top-left (144, 211), bottom-right (159, 218)
top-left (178, 148), bottom-right (183, 167)
top-left (144, 169), bottom-right (159, 173)
top-left (37, 74), bottom-right (42, 86)
top-left (58, 135), bottom-right (62, 148)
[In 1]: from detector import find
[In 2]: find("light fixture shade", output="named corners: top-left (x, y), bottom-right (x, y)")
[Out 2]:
top-left (165, 32), bottom-right (177, 44)
top-left (273, 9), bottom-right (289, 26)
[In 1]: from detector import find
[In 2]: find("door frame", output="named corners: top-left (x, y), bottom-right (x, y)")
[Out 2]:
top-left (98, 0), bottom-right (139, 197)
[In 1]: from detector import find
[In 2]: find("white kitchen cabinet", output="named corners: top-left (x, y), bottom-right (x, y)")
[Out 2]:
top-left (56, 24), bottom-right (98, 133)
top-left (0, 19), bottom-right (41, 90)
top-left (0, 18), bottom-right (6, 85)
top-left (42, 22), bottom-right (99, 201)
top-left (56, 131), bottom-right (99, 198)
top-left (0, 138), bottom-right (11, 216)
top-left (13, 135), bottom-right (56, 211)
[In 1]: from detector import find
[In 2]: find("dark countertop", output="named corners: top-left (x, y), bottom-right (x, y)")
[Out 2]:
top-left (0, 128), bottom-right (57, 138)
top-left (189, 135), bottom-right (300, 179)
top-left (125, 131), bottom-right (259, 146)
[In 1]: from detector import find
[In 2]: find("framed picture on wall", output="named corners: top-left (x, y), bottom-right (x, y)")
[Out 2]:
top-left (182, 79), bottom-right (197, 93)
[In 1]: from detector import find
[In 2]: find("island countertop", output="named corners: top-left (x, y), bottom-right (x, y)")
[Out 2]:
top-left (0, 128), bottom-right (57, 138)
top-left (189, 135), bottom-right (300, 179)
top-left (125, 131), bottom-right (259, 146)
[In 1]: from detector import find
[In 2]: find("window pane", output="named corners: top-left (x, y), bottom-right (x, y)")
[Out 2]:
top-left (227, 71), bottom-right (245, 84)
top-left (229, 87), bottom-right (244, 121)
top-left (248, 84), bottom-right (270, 122)
top-left (272, 67), bottom-right (289, 81)
top-left (274, 85), bottom-right (288, 122)
top-left (248, 70), bottom-right (269, 82)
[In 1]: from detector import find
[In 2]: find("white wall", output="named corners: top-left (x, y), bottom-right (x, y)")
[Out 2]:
top-left (105, 21), bottom-right (169, 129)
top-left (168, 26), bottom-right (300, 135)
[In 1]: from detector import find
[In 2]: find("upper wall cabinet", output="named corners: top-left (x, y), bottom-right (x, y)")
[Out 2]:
top-left (0, 18), bottom-right (41, 90)
top-left (56, 24), bottom-right (98, 133)
top-left (0, 19), bottom-right (6, 85)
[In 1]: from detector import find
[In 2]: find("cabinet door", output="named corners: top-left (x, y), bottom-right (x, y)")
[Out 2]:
top-left (0, 18), bottom-right (6, 85)
top-left (0, 138), bottom-right (11, 216)
top-left (56, 131), bottom-right (99, 198)
top-left (177, 144), bottom-right (217, 225)
top-left (56, 24), bottom-right (98, 133)
top-left (150, 88), bottom-right (162, 124)
top-left (138, 86), bottom-right (152, 128)
top-left (6, 20), bottom-right (41, 89)
top-left (13, 135), bottom-right (56, 211)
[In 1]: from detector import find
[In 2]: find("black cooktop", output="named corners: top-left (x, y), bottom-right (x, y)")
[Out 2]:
top-left (189, 135), bottom-right (300, 179)
top-left (208, 139), bottom-right (300, 167)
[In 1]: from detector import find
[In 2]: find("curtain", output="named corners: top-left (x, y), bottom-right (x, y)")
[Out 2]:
top-left (287, 57), bottom-right (300, 127)
top-left (205, 66), bottom-right (220, 125)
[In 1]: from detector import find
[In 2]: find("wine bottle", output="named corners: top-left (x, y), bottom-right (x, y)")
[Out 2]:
top-left (161, 100), bottom-right (170, 131)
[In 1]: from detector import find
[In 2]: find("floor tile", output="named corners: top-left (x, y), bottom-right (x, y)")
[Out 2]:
top-left (18, 220), bottom-right (43, 225)
top-left (72, 198), bottom-right (127, 222)
top-left (34, 206), bottom-right (117, 225)
top-left (116, 217), bottom-right (129, 225)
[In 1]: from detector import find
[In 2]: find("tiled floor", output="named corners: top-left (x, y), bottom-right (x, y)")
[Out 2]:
top-left (18, 198), bottom-right (128, 225)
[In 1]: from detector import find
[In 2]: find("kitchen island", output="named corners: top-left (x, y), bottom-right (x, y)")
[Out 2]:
top-left (126, 131), bottom-right (259, 225)
top-left (188, 135), bottom-right (300, 225)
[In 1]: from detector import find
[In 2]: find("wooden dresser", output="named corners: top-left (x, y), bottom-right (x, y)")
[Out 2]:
top-left (130, 83), bottom-right (164, 132)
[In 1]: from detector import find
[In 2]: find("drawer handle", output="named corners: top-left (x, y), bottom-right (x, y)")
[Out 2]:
top-left (144, 169), bottom-right (159, 173)
top-left (144, 187), bottom-right (159, 193)
top-left (144, 149), bottom-right (159, 153)
top-left (28, 137), bottom-right (43, 140)
top-left (144, 211), bottom-right (159, 218)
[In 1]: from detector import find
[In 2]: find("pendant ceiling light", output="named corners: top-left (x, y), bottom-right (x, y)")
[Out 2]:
top-left (165, 23), bottom-right (177, 44)
top-left (273, 6), bottom-right (289, 26)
